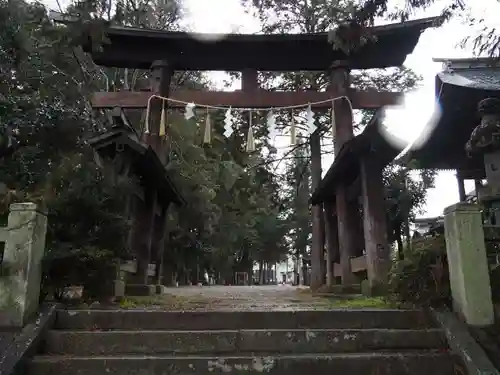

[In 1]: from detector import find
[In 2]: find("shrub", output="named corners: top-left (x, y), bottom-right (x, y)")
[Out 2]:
top-left (40, 247), bottom-right (121, 302)
top-left (37, 159), bottom-right (131, 303)
top-left (486, 240), bottom-right (500, 302)
top-left (490, 263), bottom-right (500, 302)
top-left (389, 235), bottom-right (451, 307)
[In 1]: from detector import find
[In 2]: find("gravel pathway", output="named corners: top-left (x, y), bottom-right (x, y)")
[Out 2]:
top-left (159, 284), bottom-right (331, 311)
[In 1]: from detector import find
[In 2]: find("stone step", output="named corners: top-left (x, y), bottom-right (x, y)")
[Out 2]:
top-left (44, 328), bottom-right (447, 355)
top-left (55, 309), bottom-right (436, 330)
top-left (29, 352), bottom-right (459, 375)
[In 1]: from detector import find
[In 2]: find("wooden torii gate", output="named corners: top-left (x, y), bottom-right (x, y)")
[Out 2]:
top-left (81, 17), bottom-right (438, 290)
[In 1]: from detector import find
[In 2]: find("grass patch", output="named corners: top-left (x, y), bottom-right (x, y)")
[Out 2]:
top-left (118, 294), bottom-right (217, 310)
top-left (295, 288), bottom-right (313, 294)
top-left (291, 287), bottom-right (399, 309)
top-left (320, 296), bottom-right (398, 309)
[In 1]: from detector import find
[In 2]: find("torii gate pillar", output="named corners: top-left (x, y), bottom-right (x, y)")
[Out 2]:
top-left (331, 61), bottom-right (358, 285)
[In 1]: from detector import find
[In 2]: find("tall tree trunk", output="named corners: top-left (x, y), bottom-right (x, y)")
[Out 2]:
top-left (396, 231), bottom-right (404, 260)
top-left (296, 157), bottom-right (310, 258)
top-left (310, 131), bottom-right (325, 290)
top-left (248, 263), bottom-right (253, 286)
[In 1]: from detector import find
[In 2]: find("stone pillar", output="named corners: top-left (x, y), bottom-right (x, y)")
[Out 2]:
top-left (456, 171), bottom-right (466, 202)
top-left (330, 61), bottom-right (357, 285)
top-left (324, 203), bottom-right (338, 287)
top-left (360, 155), bottom-right (390, 295)
top-left (0, 203), bottom-right (47, 328)
top-left (444, 203), bottom-right (494, 326)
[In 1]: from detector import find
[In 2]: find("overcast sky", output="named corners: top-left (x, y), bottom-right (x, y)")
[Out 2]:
top-left (44, 0), bottom-right (500, 218)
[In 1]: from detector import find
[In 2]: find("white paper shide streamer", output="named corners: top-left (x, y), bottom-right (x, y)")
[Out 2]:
top-left (267, 110), bottom-right (277, 141)
top-left (185, 102), bottom-right (196, 120)
top-left (203, 111), bottom-right (212, 144)
top-left (246, 111), bottom-right (255, 152)
top-left (142, 93), bottom-right (353, 154)
top-left (306, 105), bottom-right (316, 134)
top-left (224, 107), bottom-right (233, 138)
top-left (290, 111), bottom-right (296, 145)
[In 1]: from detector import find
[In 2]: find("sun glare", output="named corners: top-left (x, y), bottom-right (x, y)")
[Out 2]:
top-left (381, 86), bottom-right (442, 157)
top-left (182, 0), bottom-right (259, 41)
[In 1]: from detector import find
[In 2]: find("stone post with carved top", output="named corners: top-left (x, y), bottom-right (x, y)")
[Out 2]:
top-left (0, 203), bottom-right (47, 328)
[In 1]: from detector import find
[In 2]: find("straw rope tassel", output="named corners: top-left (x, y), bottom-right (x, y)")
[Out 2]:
top-left (159, 99), bottom-right (167, 137)
top-left (203, 110), bottom-right (211, 144)
top-left (290, 111), bottom-right (296, 145)
top-left (246, 111), bottom-right (255, 152)
top-left (144, 97), bottom-right (152, 134)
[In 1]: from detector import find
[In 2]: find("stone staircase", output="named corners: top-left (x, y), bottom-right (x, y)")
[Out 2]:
top-left (29, 309), bottom-right (464, 374)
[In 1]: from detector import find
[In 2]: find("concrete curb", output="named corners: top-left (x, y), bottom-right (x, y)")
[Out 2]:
top-left (0, 303), bottom-right (58, 375)
top-left (431, 308), bottom-right (499, 375)
top-left (55, 309), bottom-right (436, 330)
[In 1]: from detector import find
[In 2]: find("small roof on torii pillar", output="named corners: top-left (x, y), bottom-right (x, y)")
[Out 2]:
top-left (87, 108), bottom-right (185, 208)
top-left (80, 16), bottom-right (442, 71)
